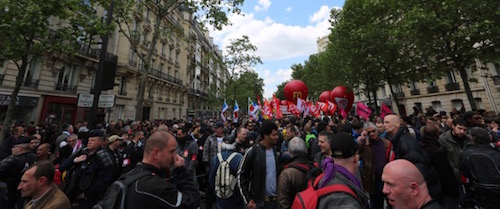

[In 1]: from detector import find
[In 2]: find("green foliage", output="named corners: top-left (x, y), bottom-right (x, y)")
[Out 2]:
top-left (227, 70), bottom-right (264, 112)
top-left (0, 0), bottom-right (110, 144)
top-left (274, 81), bottom-right (287, 100)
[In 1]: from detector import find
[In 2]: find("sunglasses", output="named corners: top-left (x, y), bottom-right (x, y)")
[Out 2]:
top-left (367, 130), bottom-right (377, 134)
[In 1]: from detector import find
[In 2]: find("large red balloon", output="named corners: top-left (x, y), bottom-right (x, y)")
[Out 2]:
top-left (284, 80), bottom-right (308, 104)
top-left (330, 86), bottom-right (354, 112)
top-left (318, 91), bottom-right (331, 102)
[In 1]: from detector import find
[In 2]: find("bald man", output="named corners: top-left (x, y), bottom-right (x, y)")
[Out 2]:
top-left (382, 160), bottom-right (442, 209)
top-left (383, 115), bottom-right (443, 203)
top-left (124, 131), bottom-right (200, 209)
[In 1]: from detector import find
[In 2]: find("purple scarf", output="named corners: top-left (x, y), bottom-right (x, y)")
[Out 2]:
top-left (320, 157), bottom-right (362, 189)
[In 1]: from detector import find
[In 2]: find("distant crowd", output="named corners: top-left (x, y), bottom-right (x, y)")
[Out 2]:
top-left (0, 107), bottom-right (499, 209)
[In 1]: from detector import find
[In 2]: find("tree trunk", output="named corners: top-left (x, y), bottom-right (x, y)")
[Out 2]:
top-left (372, 88), bottom-right (379, 115)
top-left (135, 11), bottom-right (163, 121)
top-left (387, 81), bottom-right (403, 115)
top-left (458, 67), bottom-right (478, 111)
top-left (0, 56), bottom-right (30, 145)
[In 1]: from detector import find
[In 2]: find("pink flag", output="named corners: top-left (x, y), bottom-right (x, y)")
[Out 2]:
top-left (327, 101), bottom-right (337, 116)
top-left (356, 102), bottom-right (372, 120)
top-left (381, 103), bottom-right (393, 119)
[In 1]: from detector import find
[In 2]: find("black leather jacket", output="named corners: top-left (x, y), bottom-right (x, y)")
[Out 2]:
top-left (237, 143), bottom-right (279, 206)
top-left (0, 151), bottom-right (37, 208)
top-left (125, 163), bottom-right (200, 209)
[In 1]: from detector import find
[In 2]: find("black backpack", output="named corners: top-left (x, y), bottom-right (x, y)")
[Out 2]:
top-left (93, 171), bottom-right (151, 209)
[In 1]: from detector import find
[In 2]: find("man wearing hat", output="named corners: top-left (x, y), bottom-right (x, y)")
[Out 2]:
top-left (0, 137), bottom-right (37, 209)
top-left (105, 135), bottom-right (124, 181)
top-left (317, 132), bottom-right (370, 209)
top-left (59, 129), bottom-right (113, 209)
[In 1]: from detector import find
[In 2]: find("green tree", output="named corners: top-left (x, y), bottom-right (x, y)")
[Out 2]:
top-left (224, 35), bottom-right (262, 101)
top-left (0, 0), bottom-right (109, 144)
top-left (399, 0), bottom-right (500, 110)
top-left (274, 81), bottom-right (287, 100)
top-left (227, 70), bottom-right (264, 114)
top-left (114, 0), bottom-right (245, 121)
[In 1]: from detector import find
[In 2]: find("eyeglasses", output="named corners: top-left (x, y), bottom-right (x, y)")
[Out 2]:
top-left (367, 130), bottom-right (377, 134)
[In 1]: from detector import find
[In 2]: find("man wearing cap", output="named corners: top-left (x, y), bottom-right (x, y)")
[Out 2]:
top-left (203, 121), bottom-right (227, 209)
top-left (209, 133), bottom-right (244, 209)
top-left (317, 132), bottom-right (370, 209)
top-left (459, 127), bottom-right (500, 209)
top-left (0, 137), bottom-right (37, 209)
top-left (105, 135), bottom-right (124, 181)
top-left (59, 129), bottom-right (113, 209)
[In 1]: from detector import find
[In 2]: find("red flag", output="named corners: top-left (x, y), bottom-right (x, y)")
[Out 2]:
top-left (327, 101), bottom-right (337, 116)
top-left (309, 102), bottom-right (320, 118)
top-left (262, 99), bottom-right (273, 119)
top-left (317, 102), bottom-right (328, 114)
top-left (287, 102), bottom-right (301, 116)
top-left (272, 94), bottom-right (283, 119)
top-left (356, 102), bottom-right (372, 120)
top-left (381, 103), bottom-right (393, 119)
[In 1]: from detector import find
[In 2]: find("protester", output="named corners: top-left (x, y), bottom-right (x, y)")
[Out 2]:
top-left (177, 126), bottom-right (198, 172)
top-left (0, 126), bottom-right (25, 160)
top-left (105, 135), bottom-right (124, 181)
top-left (36, 143), bottom-right (51, 161)
top-left (17, 161), bottom-right (71, 209)
top-left (122, 130), bottom-right (145, 173)
top-left (382, 159), bottom-right (443, 209)
top-left (280, 124), bottom-right (297, 162)
top-left (459, 127), bottom-right (500, 209)
top-left (317, 132), bottom-right (369, 209)
top-left (59, 129), bottom-right (113, 209)
top-left (438, 118), bottom-right (472, 180)
top-left (53, 124), bottom-right (73, 159)
top-left (277, 137), bottom-right (315, 209)
top-left (209, 134), bottom-right (244, 209)
top-left (0, 137), bottom-right (37, 209)
top-left (124, 131), bottom-right (200, 209)
top-left (238, 120), bottom-right (280, 209)
top-left (358, 122), bottom-right (392, 209)
top-left (202, 121), bottom-right (226, 209)
top-left (314, 131), bottom-right (333, 166)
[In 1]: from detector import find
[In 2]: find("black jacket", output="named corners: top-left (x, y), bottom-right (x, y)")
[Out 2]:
top-left (390, 127), bottom-right (443, 202)
top-left (0, 152), bottom-right (37, 208)
top-left (237, 143), bottom-right (279, 206)
top-left (125, 163), bottom-right (200, 209)
top-left (421, 136), bottom-right (460, 198)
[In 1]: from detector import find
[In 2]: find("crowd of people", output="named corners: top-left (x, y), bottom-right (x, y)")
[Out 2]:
top-left (0, 107), bottom-right (499, 209)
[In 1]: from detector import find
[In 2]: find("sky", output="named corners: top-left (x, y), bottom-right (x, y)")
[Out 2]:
top-left (208, 0), bottom-right (345, 99)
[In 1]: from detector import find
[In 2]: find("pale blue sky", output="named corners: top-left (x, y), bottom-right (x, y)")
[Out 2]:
top-left (209, 0), bottom-right (345, 98)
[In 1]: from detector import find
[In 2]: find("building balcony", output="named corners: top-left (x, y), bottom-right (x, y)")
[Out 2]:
top-left (128, 59), bottom-right (137, 67)
top-left (0, 74), bottom-right (4, 86)
top-left (492, 75), bottom-right (500, 86)
top-left (78, 44), bottom-right (118, 63)
top-left (410, 89), bottom-right (420, 96)
top-left (55, 83), bottom-right (77, 93)
top-left (427, 86), bottom-right (439, 93)
top-left (22, 79), bottom-right (39, 89)
top-left (394, 91), bottom-right (405, 99)
top-left (445, 82), bottom-right (460, 91)
top-left (147, 68), bottom-right (182, 85)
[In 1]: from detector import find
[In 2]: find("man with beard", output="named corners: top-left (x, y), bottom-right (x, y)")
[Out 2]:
top-left (177, 126), bottom-right (198, 172)
top-left (438, 118), bottom-right (472, 180)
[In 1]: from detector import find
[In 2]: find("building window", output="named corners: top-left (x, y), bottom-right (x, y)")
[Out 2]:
top-left (414, 102), bottom-right (423, 112)
top-left (161, 43), bottom-right (166, 56)
top-left (119, 76), bottom-right (126, 96)
top-left (427, 80), bottom-right (436, 87)
top-left (446, 70), bottom-right (457, 84)
top-left (475, 98), bottom-right (484, 110)
top-left (431, 101), bottom-right (442, 112)
top-left (159, 63), bottom-right (164, 73)
top-left (23, 57), bottom-right (41, 87)
top-left (380, 86), bottom-right (387, 97)
top-left (55, 64), bottom-right (78, 92)
top-left (409, 81), bottom-right (418, 90)
top-left (451, 99), bottom-right (464, 111)
top-left (115, 105), bottom-right (124, 121)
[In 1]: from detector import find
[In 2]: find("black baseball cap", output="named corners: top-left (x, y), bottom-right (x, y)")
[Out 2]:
top-left (89, 129), bottom-right (105, 138)
top-left (331, 132), bottom-right (358, 158)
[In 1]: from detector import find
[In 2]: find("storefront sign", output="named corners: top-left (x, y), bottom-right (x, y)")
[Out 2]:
top-left (0, 94), bottom-right (39, 107)
top-left (78, 93), bottom-right (115, 108)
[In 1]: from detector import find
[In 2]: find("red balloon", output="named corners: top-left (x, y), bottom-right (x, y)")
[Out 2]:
top-left (284, 80), bottom-right (308, 104)
top-left (330, 86), bottom-right (354, 112)
top-left (318, 91), bottom-right (331, 102)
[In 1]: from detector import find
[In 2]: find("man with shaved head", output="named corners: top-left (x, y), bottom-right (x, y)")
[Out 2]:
top-left (382, 159), bottom-right (442, 209)
top-left (383, 115), bottom-right (443, 204)
top-left (124, 131), bottom-right (200, 209)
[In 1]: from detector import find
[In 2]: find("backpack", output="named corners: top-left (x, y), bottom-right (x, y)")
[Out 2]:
top-left (283, 162), bottom-right (322, 195)
top-left (214, 152), bottom-right (238, 199)
top-left (291, 173), bottom-right (359, 209)
top-left (92, 171), bottom-right (151, 209)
